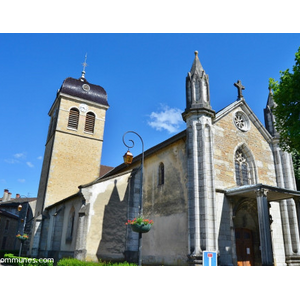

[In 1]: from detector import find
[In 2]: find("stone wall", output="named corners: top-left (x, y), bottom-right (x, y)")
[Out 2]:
top-left (213, 107), bottom-right (277, 189)
top-left (82, 171), bottom-right (132, 262)
top-left (141, 138), bottom-right (189, 265)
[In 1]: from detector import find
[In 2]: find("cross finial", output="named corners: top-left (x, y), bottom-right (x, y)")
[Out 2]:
top-left (234, 80), bottom-right (245, 100)
top-left (81, 53), bottom-right (88, 78)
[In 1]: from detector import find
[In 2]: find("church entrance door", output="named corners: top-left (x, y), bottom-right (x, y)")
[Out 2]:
top-left (235, 228), bottom-right (254, 266)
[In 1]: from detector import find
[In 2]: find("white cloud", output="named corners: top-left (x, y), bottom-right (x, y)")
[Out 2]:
top-left (14, 152), bottom-right (26, 159)
top-left (4, 158), bottom-right (19, 164)
top-left (18, 179), bottom-right (26, 183)
top-left (26, 162), bottom-right (34, 168)
top-left (148, 105), bottom-right (184, 133)
top-left (37, 156), bottom-right (43, 160)
top-left (5, 152), bottom-right (26, 164)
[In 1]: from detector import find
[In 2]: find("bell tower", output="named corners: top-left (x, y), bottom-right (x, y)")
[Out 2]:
top-left (35, 65), bottom-right (109, 216)
top-left (30, 61), bottom-right (109, 257)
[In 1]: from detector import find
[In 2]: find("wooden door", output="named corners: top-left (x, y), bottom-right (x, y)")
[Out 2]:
top-left (235, 228), bottom-right (254, 266)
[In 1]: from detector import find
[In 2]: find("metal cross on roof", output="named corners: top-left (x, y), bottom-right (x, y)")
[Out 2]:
top-left (234, 80), bottom-right (245, 100)
top-left (81, 53), bottom-right (88, 78)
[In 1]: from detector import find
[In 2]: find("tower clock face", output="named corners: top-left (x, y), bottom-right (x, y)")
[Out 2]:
top-left (79, 104), bottom-right (88, 113)
top-left (82, 83), bottom-right (90, 91)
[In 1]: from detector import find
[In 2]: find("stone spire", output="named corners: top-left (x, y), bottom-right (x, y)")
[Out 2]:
top-left (182, 51), bottom-right (214, 121)
top-left (190, 50), bottom-right (204, 75)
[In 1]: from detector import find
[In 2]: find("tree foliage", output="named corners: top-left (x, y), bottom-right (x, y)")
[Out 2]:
top-left (269, 47), bottom-right (300, 154)
top-left (291, 149), bottom-right (300, 185)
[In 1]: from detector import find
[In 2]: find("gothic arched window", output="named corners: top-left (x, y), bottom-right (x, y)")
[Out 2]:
top-left (68, 108), bottom-right (79, 130)
top-left (235, 150), bottom-right (249, 186)
top-left (84, 112), bottom-right (95, 133)
top-left (158, 162), bottom-right (164, 185)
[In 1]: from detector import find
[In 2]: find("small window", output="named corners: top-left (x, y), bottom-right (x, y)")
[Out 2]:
top-left (158, 163), bottom-right (164, 185)
top-left (68, 108), bottom-right (79, 129)
top-left (84, 112), bottom-right (95, 133)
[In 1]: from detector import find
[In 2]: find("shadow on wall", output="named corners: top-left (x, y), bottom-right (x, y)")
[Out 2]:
top-left (97, 179), bottom-right (129, 262)
top-left (217, 194), bottom-right (235, 266)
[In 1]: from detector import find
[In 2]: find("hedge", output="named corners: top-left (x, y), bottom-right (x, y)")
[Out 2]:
top-left (0, 250), bottom-right (19, 258)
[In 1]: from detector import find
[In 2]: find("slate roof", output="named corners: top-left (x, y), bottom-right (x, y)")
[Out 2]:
top-left (59, 77), bottom-right (109, 107)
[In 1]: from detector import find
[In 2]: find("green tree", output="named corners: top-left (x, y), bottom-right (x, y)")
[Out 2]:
top-left (291, 149), bottom-right (300, 189)
top-left (269, 47), bottom-right (300, 187)
top-left (269, 47), bottom-right (300, 153)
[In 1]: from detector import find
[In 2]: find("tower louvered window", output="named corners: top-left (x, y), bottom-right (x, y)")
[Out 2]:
top-left (85, 112), bottom-right (95, 133)
top-left (68, 108), bottom-right (79, 129)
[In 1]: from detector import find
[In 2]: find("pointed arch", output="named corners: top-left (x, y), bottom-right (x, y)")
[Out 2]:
top-left (234, 143), bottom-right (257, 186)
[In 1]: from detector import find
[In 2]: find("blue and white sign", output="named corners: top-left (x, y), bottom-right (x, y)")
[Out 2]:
top-left (203, 251), bottom-right (217, 266)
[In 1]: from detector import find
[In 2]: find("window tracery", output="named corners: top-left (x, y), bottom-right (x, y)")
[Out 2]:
top-left (235, 150), bottom-right (249, 186)
top-left (234, 111), bottom-right (250, 132)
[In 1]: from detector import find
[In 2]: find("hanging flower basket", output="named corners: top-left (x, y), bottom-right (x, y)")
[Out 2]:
top-left (126, 217), bottom-right (153, 233)
top-left (131, 223), bottom-right (152, 233)
top-left (16, 234), bottom-right (28, 241)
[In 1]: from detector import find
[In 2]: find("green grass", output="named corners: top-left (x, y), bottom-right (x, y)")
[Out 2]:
top-left (57, 258), bottom-right (137, 266)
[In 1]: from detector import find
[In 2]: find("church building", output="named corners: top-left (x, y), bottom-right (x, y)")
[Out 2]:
top-left (29, 51), bottom-right (300, 266)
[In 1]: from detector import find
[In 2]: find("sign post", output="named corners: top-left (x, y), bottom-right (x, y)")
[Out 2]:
top-left (203, 251), bottom-right (217, 266)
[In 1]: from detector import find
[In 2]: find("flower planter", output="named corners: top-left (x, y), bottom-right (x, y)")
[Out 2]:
top-left (131, 223), bottom-right (152, 233)
top-left (16, 235), bottom-right (28, 241)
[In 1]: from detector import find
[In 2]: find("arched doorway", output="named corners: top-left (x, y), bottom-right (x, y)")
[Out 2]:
top-left (233, 199), bottom-right (261, 266)
top-left (235, 228), bottom-right (254, 266)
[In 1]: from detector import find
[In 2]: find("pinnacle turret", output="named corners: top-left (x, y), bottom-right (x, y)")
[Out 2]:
top-left (182, 51), bottom-right (214, 121)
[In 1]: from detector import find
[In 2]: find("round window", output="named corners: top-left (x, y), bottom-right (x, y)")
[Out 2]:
top-left (234, 111), bottom-right (250, 132)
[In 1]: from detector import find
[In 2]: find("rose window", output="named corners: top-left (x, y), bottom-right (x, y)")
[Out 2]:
top-left (234, 111), bottom-right (250, 132)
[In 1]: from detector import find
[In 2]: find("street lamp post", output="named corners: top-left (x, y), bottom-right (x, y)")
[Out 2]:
top-left (122, 131), bottom-right (144, 266)
top-left (17, 200), bottom-right (29, 257)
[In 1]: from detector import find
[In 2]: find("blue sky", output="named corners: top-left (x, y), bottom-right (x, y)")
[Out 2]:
top-left (1, 33), bottom-right (300, 198)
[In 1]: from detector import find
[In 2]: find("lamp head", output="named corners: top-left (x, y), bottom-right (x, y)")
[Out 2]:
top-left (123, 150), bottom-right (134, 165)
